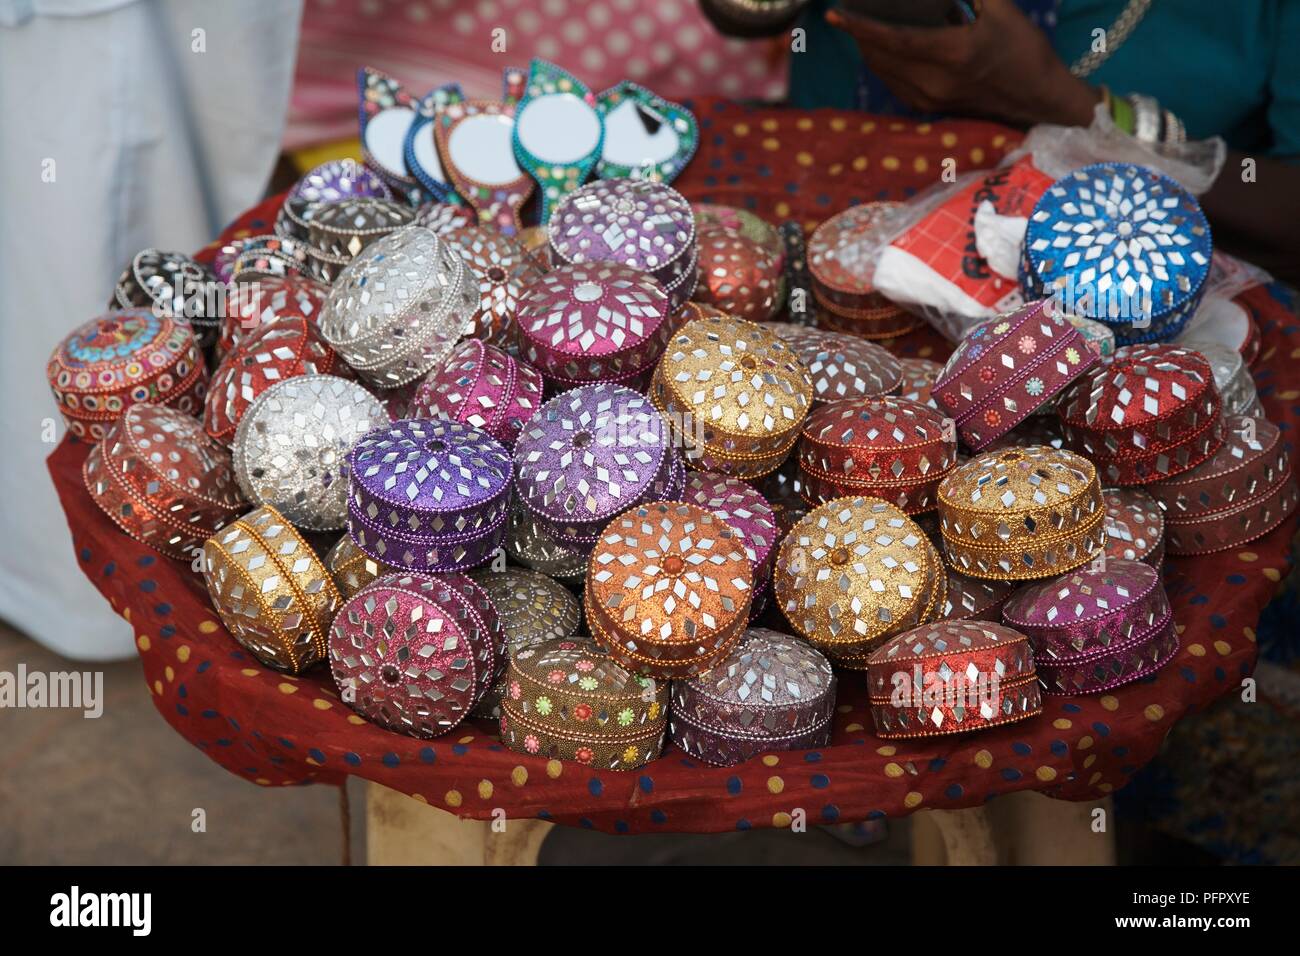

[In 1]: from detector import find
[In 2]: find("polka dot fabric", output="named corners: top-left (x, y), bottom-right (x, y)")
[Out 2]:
top-left (49, 103), bottom-right (1297, 834)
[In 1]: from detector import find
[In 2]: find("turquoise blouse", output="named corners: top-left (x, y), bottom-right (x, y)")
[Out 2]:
top-left (790, 0), bottom-right (1300, 157)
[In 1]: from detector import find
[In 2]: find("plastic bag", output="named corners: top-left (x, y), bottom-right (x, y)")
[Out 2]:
top-left (869, 104), bottom-right (1232, 342)
top-left (872, 156), bottom-right (1051, 340)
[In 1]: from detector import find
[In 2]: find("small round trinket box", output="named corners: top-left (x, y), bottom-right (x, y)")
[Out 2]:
top-left (500, 635), bottom-right (669, 770)
top-left (1003, 558), bottom-right (1178, 694)
top-left (896, 357), bottom-right (943, 407)
top-left (1101, 487), bottom-right (1165, 566)
top-left (325, 534), bottom-right (396, 599)
top-left (213, 235), bottom-right (309, 287)
top-left (319, 225), bottom-right (478, 389)
top-left (670, 627), bottom-right (836, 766)
top-left (695, 205), bottom-right (786, 308)
top-left (220, 273), bottom-right (327, 358)
top-left (807, 203), bottom-right (921, 338)
top-left (797, 396), bottom-right (957, 512)
top-left (346, 419), bottom-right (512, 572)
top-left (48, 309), bottom-right (207, 440)
top-left (305, 197), bottom-right (414, 262)
top-left (932, 299), bottom-right (1100, 451)
top-left (328, 572), bottom-right (503, 736)
top-left (936, 445), bottom-right (1106, 580)
top-left (767, 323), bottom-right (903, 403)
top-left (681, 471), bottom-right (779, 585)
top-left (586, 501), bottom-right (753, 679)
top-left (774, 497), bottom-right (943, 667)
top-left (410, 339), bottom-right (544, 447)
top-left (1147, 413), bottom-right (1297, 554)
top-left (548, 178), bottom-right (697, 310)
top-left (1021, 163), bottom-right (1212, 345)
top-left (110, 248), bottom-right (222, 351)
top-left (278, 159), bottom-right (394, 246)
top-left (866, 620), bottom-right (1041, 738)
top-left (443, 225), bottom-right (544, 345)
top-left (413, 202), bottom-right (477, 236)
top-left (202, 504), bottom-right (342, 673)
top-left (650, 315), bottom-right (812, 479)
top-left (204, 316), bottom-right (347, 446)
top-left (503, 497), bottom-right (589, 580)
top-left (692, 228), bottom-right (782, 322)
top-left (468, 568), bottom-right (582, 717)
top-left (85, 404), bottom-right (244, 560)
top-left (291, 158), bottom-right (393, 204)
top-left (232, 374), bottom-right (389, 531)
top-left (516, 262), bottom-right (670, 388)
top-left (694, 205), bottom-right (784, 267)
top-left (470, 567), bottom-right (580, 649)
top-left (513, 384), bottom-right (677, 548)
top-left (1059, 343), bottom-right (1223, 485)
top-left (1184, 340), bottom-right (1262, 419)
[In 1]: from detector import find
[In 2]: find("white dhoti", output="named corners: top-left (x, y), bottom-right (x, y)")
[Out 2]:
top-left (0, 0), bottom-right (302, 658)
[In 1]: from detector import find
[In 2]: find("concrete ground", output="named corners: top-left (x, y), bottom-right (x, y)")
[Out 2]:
top-left (0, 620), bottom-right (909, 865)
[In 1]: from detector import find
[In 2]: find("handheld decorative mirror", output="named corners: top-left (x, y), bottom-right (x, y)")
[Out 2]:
top-left (357, 67), bottom-right (421, 202)
top-left (402, 83), bottom-right (465, 205)
top-left (435, 100), bottom-right (533, 235)
top-left (596, 81), bottom-right (698, 183)
top-left (510, 60), bottom-right (604, 224)
top-left (502, 66), bottom-right (526, 108)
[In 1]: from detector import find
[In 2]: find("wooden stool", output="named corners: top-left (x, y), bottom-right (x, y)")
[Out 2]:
top-left (362, 781), bottom-right (1115, 866)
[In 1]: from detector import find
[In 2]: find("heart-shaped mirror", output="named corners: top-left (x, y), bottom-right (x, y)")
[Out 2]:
top-left (511, 59), bottom-right (604, 224)
top-left (357, 67), bottom-right (421, 203)
top-left (435, 100), bottom-right (533, 236)
top-left (403, 83), bottom-right (465, 205)
top-left (596, 81), bottom-right (698, 183)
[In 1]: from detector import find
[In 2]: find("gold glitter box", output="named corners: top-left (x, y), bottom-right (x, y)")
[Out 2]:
top-left (202, 505), bottom-right (342, 673)
top-left (936, 446), bottom-right (1106, 581)
top-left (773, 496), bottom-right (944, 667)
top-left (649, 316), bottom-right (812, 479)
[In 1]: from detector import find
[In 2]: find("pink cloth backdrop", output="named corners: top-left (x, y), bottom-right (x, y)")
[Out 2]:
top-left (287, 0), bottom-right (789, 150)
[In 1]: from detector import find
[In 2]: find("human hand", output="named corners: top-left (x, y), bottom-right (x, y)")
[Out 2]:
top-left (827, 0), bottom-right (1102, 128)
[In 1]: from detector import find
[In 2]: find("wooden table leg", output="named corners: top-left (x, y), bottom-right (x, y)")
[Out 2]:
top-left (911, 793), bottom-right (1117, 866)
top-left (986, 791), bottom-right (1116, 865)
top-left (363, 781), bottom-right (553, 866)
top-left (911, 807), bottom-right (999, 865)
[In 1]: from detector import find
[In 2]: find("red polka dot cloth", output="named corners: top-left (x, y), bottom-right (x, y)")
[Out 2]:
top-left (49, 101), bottom-right (1298, 834)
